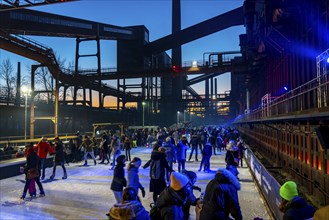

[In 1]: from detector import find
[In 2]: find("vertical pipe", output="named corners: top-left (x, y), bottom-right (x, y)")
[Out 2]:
top-left (246, 88), bottom-right (250, 113)
top-left (16, 62), bottom-right (21, 107)
top-left (30, 65), bottom-right (36, 139)
top-left (74, 38), bottom-right (80, 106)
top-left (97, 36), bottom-right (102, 109)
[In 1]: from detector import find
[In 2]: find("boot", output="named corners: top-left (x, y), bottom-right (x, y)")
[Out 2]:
top-left (39, 190), bottom-right (45, 197)
top-left (62, 172), bottom-right (67, 180)
top-left (50, 174), bottom-right (55, 179)
top-left (94, 160), bottom-right (96, 166)
top-left (20, 192), bottom-right (26, 200)
top-left (83, 160), bottom-right (88, 166)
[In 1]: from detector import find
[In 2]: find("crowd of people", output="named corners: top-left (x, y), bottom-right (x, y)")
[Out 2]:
top-left (18, 126), bottom-right (326, 220)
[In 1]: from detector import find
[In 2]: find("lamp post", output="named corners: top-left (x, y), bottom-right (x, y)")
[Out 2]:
top-left (177, 111), bottom-right (180, 126)
top-left (142, 102), bottom-right (146, 127)
top-left (21, 86), bottom-right (31, 144)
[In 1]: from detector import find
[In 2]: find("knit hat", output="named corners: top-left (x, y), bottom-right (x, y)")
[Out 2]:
top-left (280, 181), bottom-right (298, 201)
top-left (170, 172), bottom-right (189, 191)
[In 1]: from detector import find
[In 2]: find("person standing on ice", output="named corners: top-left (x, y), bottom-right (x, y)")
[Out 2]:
top-left (111, 155), bottom-right (127, 203)
top-left (80, 135), bottom-right (97, 166)
top-left (33, 136), bottom-right (54, 180)
top-left (50, 137), bottom-right (67, 180)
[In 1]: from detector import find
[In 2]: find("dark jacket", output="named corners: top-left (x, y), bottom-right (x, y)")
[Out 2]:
top-left (283, 196), bottom-right (315, 220)
top-left (143, 151), bottom-right (172, 194)
top-left (108, 200), bottom-right (150, 220)
top-left (156, 187), bottom-right (187, 220)
top-left (200, 169), bottom-right (242, 220)
top-left (53, 141), bottom-right (65, 163)
top-left (225, 150), bottom-right (239, 166)
top-left (26, 150), bottom-right (40, 171)
top-left (111, 163), bottom-right (127, 191)
top-left (202, 144), bottom-right (212, 157)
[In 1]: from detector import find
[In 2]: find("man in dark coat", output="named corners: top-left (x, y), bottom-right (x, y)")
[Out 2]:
top-left (156, 172), bottom-right (192, 220)
top-left (111, 155), bottom-right (127, 203)
top-left (143, 146), bottom-right (172, 203)
top-left (279, 181), bottom-right (315, 220)
top-left (50, 137), bottom-right (67, 180)
top-left (200, 168), bottom-right (242, 220)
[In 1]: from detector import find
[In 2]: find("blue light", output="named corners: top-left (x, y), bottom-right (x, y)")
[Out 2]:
top-left (284, 86), bottom-right (288, 91)
top-left (327, 57), bottom-right (329, 63)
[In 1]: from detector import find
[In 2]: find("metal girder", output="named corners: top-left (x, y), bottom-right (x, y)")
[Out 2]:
top-left (144, 6), bottom-right (244, 55)
top-left (0, 0), bottom-right (77, 11)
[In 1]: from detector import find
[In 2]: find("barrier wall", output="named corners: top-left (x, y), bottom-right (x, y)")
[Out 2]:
top-left (245, 147), bottom-right (283, 220)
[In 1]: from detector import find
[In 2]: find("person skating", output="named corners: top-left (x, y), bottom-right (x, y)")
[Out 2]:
top-left (163, 136), bottom-right (177, 181)
top-left (99, 134), bottom-right (110, 164)
top-left (198, 142), bottom-right (212, 172)
top-left (33, 136), bottom-right (54, 180)
top-left (111, 155), bottom-right (127, 203)
top-left (175, 135), bottom-right (189, 172)
top-left (21, 147), bottom-right (45, 200)
top-left (279, 181), bottom-right (315, 220)
top-left (188, 131), bottom-right (199, 161)
top-left (200, 168), bottom-right (242, 220)
top-left (143, 146), bottom-right (172, 203)
top-left (50, 137), bottom-right (67, 180)
top-left (80, 135), bottom-right (97, 166)
top-left (110, 135), bottom-right (121, 170)
top-left (156, 172), bottom-right (192, 220)
top-left (225, 140), bottom-right (239, 177)
top-left (127, 157), bottom-right (145, 198)
top-left (107, 187), bottom-right (150, 220)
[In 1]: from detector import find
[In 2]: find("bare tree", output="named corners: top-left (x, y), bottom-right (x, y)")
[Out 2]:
top-left (0, 59), bottom-right (16, 104)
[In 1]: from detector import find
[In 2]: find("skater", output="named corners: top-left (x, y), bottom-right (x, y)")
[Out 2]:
top-left (50, 137), bottom-right (67, 180)
top-left (156, 172), bottom-right (192, 220)
top-left (33, 136), bottom-right (54, 180)
top-left (200, 168), bottom-right (242, 220)
top-left (279, 181), bottom-right (315, 219)
top-left (80, 135), bottom-right (97, 166)
top-left (21, 146), bottom-right (45, 200)
top-left (127, 157), bottom-right (145, 198)
top-left (143, 146), bottom-right (172, 203)
top-left (225, 140), bottom-right (239, 177)
top-left (124, 136), bottom-right (132, 161)
top-left (188, 131), bottom-right (199, 161)
top-left (110, 135), bottom-right (121, 170)
top-left (163, 136), bottom-right (176, 181)
top-left (198, 142), bottom-right (212, 172)
top-left (99, 134), bottom-right (110, 164)
top-left (107, 187), bottom-right (150, 220)
top-left (25, 142), bottom-right (36, 197)
top-left (111, 155), bottom-right (127, 203)
top-left (237, 139), bottom-right (247, 167)
top-left (175, 135), bottom-right (189, 172)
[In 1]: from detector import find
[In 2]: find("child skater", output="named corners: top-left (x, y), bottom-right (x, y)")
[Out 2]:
top-left (25, 143), bottom-right (36, 198)
top-left (110, 155), bottom-right (127, 203)
top-left (127, 157), bottom-right (146, 199)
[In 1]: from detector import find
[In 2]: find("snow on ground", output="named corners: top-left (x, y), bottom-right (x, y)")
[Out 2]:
top-left (0, 147), bottom-right (272, 220)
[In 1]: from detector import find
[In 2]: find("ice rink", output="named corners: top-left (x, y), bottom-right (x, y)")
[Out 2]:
top-left (0, 147), bottom-right (272, 220)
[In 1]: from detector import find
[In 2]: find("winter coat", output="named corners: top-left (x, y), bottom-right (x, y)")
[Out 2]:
top-left (143, 151), bottom-right (172, 194)
top-left (127, 166), bottom-right (143, 194)
top-left (80, 139), bottom-right (93, 152)
top-left (111, 139), bottom-right (121, 154)
top-left (163, 142), bottom-right (176, 162)
top-left (111, 163), bottom-right (127, 191)
top-left (33, 141), bottom-right (54, 159)
top-left (200, 170), bottom-right (242, 220)
top-left (53, 141), bottom-right (65, 163)
top-left (175, 141), bottom-right (189, 160)
top-left (283, 196), bottom-right (315, 220)
top-left (190, 135), bottom-right (199, 147)
top-left (156, 187), bottom-right (187, 220)
top-left (225, 150), bottom-right (239, 166)
top-left (108, 200), bottom-right (150, 220)
top-left (202, 144), bottom-right (212, 157)
top-left (24, 150), bottom-right (41, 179)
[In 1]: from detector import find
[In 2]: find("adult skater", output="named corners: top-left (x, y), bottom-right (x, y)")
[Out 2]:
top-left (80, 135), bottom-right (97, 166)
top-left (111, 155), bottom-right (127, 203)
top-left (50, 137), bottom-right (67, 180)
top-left (33, 136), bottom-right (54, 180)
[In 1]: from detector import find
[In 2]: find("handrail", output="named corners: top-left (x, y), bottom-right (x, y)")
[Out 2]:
top-left (234, 74), bottom-right (329, 122)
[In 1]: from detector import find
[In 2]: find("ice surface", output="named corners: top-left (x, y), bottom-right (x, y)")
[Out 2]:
top-left (0, 147), bottom-right (271, 220)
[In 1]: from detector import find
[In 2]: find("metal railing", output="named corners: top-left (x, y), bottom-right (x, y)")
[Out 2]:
top-left (235, 74), bottom-right (329, 122)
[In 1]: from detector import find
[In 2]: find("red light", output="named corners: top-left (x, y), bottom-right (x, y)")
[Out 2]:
top-left (172, 65), bottom-right (182, 73)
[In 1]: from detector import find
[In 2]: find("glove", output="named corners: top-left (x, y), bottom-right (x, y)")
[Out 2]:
top-left (141, 187), bottom-right (145, 198)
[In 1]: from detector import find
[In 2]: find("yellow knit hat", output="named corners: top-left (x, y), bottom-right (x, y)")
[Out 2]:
top-left (170, 172), bottom-right (189, 191)
top-left (280, 181), bottom-right (298, 201)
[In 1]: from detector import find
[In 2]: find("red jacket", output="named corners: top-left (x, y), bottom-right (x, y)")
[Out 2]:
top-left (33, 141), bottom-right (54, 159)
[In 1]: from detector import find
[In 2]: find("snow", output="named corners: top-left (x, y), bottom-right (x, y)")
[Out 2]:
top-left (0, 147), bottom-right (271, 220)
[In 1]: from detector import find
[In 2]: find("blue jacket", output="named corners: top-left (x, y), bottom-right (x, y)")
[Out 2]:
top-left (175, 141), bottom-right (189, 160)
top-left (200, 169), bottom-right (242, 220)
top-left (283, 196), bottom-right (315, 220)
top-left (127, 166), bottom-right (143, 194)
top-left (163, 142), bottom-right (176, 162)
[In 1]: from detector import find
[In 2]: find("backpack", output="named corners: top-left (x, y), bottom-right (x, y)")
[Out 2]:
top-left (149, 203), bottom-right (161, 220)
top-left (150, 160), bottom-right (161, 179)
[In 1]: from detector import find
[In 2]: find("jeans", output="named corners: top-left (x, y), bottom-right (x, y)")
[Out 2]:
top-left (177, 159), bottom-right (186, 172)
top-left (23, 175), bottom-right (44, 195)
top-left (40, 158), bottom-right (46, 178)
top-left (112, 190), bottom-right (122, 203)
top-left (52, 162), bottom-right (67, 176)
